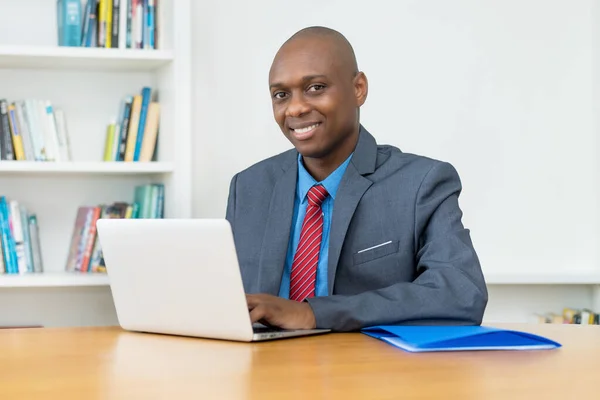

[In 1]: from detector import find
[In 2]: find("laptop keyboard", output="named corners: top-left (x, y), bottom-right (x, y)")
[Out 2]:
top-left (253, 326), bottom-right (286, 333)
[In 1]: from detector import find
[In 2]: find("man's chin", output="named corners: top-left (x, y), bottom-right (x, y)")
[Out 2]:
top-left (295, 145), bottom-right (329, 160)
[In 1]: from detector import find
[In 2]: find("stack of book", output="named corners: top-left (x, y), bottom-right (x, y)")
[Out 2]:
top-left (0, 98), bottom-right (71, 162)
top-left (65, 183), bottom-right (164, 273)
top-left (532, 307), bottom-right (600, 324)
top-left (57, 0), bottom-right (158, 49)
top-left (103, 86), bottom-right (160, 162)
top-left (0, 196), bottom-right (43, 274)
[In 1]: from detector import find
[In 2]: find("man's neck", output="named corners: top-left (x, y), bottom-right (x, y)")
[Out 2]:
top-left (301, 133), bottom-right (359, 182)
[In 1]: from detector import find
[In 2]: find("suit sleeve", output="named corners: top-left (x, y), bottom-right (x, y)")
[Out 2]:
top-left (225, 173), bottom-right (238, 226)
top-left (306, 161), bottom-right (488, 331)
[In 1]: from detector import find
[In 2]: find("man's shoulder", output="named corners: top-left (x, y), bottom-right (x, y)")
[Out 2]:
top-left (234, 148), bottom-right (296, 181)
top-left (374, 143), bottom-right (453, 177)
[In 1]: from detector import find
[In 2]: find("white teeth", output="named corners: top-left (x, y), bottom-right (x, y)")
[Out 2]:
top-left (293, 124), bottom-right (319, 134)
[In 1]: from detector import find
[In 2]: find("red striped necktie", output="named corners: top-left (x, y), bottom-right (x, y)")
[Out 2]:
top-left (289, 184), bottom-right (329, 302)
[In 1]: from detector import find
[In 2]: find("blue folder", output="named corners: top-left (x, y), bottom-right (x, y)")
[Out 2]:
top-left (361, 325), bottom-right (561, 352)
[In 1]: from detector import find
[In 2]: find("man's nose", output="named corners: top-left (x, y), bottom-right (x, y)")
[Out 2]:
top-left (285, 94), bottom-right (311, 117)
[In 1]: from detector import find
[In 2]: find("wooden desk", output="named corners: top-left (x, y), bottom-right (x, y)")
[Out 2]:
top-left (0, 323), bottom-right (598, 399)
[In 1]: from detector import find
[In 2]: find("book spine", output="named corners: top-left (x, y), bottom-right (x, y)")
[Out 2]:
top-left (29, 215), bottom-right (43, 273)
top-left (126, 0), bottom-right (132, 48)
top-left (150, 184), bottom-right (159, 218)
top-left (146, 0), bottom-right (154, 49)
top-left (65, 207), bottom-right (89, 271)
top-left (103, 121), bottom-right (116, 161)
top-left (25, 100), bottom-right (45, 161)
top-left (79, 207), bottom-right (102, 272)
top-left (117, 96), bottom-right (132, 161)
top-left (58, 0), bottom-right (83, 47)
top-left (57, 0), bottom-right (64, 46)
top-left (19, 205), bottom-right (34, 273)
top-left (155, 183), bottom-right (164, 218)
top-left (89, 206), bottom-right (108, 272)
top-left (112, 99), bottom-right (126, 160)
top-left (138, 101), bottom-right (159, 161)
top-left (119, 0), bottom-right (128, 48)
top-left (0, 100), bottom-right (15, 160)
top-left (0, 100), bottom-right (5, 160)
top-left (9, 201), bottom-right (27, 274)
top-left (8, 104), bottom-right (26, 161)
top-left (42, 102), bottom-right (61, 161)
top-left (133, 0), bottom-right (143, 48)
top-left (0, 197), bottom-right (17, 274)
top-left (86, 0), bottom-right (99, 47)
top-left (98, 0), bottom-right (107, 47)
top-left (112, 0), bottom-right (120, 48)
top-left (0, 229), bottom-right (4, 274)
top-left (80, 0), bottom-right (92, 46)
top-left (105, 0), bottom-right (113, 48)
top-left (133, 87), bottom-right (151, 161)
top-left (124, 95), bottom-right (141, 161)
top-left (15, 102), bottom-right (35, 161)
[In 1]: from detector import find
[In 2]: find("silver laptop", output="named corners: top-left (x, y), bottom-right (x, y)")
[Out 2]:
top-left (95, 218), bottom-right (330, 342)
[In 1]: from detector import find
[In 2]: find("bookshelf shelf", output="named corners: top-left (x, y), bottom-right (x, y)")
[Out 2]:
top-left (485, 272), bottom-right (600, 285)
top-left (0, 272), bottom-right (109, 288)
top-left (0, 161), bottom-right (175, 174)
top-left (0, 45), bottom-right (174, 71)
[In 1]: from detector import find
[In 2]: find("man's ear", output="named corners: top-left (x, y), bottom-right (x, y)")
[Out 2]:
top-left (353, 71), bottom-right (368, 107)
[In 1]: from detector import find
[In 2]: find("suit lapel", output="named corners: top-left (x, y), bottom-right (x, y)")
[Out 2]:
top-left (327, 165), bottom-right (372, 294)
top-left (327, 126), bottom-right (378, 294)
top-left (258, 156), bottom-right (298, 295)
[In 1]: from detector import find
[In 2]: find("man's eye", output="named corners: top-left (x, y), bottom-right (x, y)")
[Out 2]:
top-left (308, 84), bottom-right (325, 92)
top-left (273, 92), bottom-right (287, 99)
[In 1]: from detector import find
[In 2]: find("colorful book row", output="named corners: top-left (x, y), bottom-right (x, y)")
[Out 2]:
top-left (103, 86), bottom-right (160, 162)
top-left (533, 307), bottom-right (600, 325)
top-left (65, 183), bottom-right (164, 273)
top-left (0, 197), bottom-right (43, 275)
top-left (0, 98), bottom-right (71, 162)
top-left (58, 0), bottom-right (158, 49)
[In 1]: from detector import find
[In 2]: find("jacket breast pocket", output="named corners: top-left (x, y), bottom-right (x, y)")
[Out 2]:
top-left (353, 240), bottom-right (400, 265)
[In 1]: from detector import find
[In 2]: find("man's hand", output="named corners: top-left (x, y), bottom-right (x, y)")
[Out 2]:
top-left (246, 294), bottom-right (317, 330)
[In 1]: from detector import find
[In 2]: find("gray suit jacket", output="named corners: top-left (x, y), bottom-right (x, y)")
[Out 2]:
top-left (226, 126), bottom-right (488, 331)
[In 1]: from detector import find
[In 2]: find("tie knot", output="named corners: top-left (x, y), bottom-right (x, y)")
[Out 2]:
top-left (307, 185), bottom-right (328, 207)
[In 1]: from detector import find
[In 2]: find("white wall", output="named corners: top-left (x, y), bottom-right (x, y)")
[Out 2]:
top-left (191, 0), bottom-right (600, 322)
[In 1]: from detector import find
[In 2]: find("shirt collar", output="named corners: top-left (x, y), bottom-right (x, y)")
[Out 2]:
top-left (297, 153), bottom-right (353, 203)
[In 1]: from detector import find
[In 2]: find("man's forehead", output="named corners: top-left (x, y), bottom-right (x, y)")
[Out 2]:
top-left (270, 41), bottom-right (338, 81)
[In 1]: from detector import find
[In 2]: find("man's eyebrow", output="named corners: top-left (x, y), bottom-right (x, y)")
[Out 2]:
top-left (302, 74), bottom-right (328, 81)
top-left (269, 75), bottom-right (329, 90)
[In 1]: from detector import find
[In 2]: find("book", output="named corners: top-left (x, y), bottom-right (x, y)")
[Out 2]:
top-left (361, 325), bottom-right (561, 352)
top-left (57, 0), bottom-right (83, 47)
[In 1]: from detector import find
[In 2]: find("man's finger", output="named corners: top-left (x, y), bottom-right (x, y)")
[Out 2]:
top-left (249, 305), bottom-right (267, 323)
top-left (246, 294), bottom-right (259, 309)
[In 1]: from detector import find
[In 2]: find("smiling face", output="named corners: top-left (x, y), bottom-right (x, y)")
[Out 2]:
top-left (268, 34), bottom-right (368, 166)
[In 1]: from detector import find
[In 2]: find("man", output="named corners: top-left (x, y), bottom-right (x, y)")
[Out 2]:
top-left (226, 26), bottom-right (488, 332)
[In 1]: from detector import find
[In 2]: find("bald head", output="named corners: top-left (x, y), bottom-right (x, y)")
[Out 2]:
top-left (276, 26), bottom-right (359, 76)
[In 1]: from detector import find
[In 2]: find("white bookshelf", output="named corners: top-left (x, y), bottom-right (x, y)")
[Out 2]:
top-left (0, 0), bottom-right (191, 327)
top-left (0, 45), bottom-right (175, 71)
top-left (0, 161), bottom-right (175, 174)
top-left (0, 272), bottom-right (109, 288)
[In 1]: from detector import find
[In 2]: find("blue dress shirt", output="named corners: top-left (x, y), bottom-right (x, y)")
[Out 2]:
top-left (278, 153), bottom-right (353, 299)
